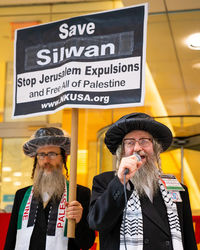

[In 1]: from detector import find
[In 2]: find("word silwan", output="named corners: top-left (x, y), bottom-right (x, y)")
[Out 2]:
top-left (36, 22), bottom-right (114, 66)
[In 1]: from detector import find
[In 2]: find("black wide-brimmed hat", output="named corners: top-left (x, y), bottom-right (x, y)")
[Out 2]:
top-left (23, 127), bottom-right (70, 157)
top-left (104, 112), bottom-right (173, 154)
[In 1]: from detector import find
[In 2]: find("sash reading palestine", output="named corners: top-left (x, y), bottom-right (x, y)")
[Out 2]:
top-left (15, 182), bottom-right (69, 250)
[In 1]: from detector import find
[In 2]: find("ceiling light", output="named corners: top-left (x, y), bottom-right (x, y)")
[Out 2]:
top-left (2, 166), bottom-right (12, 172)
top-left (14, 181), bottom-right (21, 186)
top-left (186, 33), bottom-right (200, 50)
top-left (3, 177), bottom-right (12, 182)
top-left (13, 172), bottom-right (22, 177)
top-left (197, 95), bottom-right (200, 104)
top-left (192, 63), bottom-right (200, 69)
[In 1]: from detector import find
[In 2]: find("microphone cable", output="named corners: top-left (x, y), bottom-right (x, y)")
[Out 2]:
top-left (123, 171), bottom-right (128, 250)
top-left (122, 153), bottom-right (141, 250)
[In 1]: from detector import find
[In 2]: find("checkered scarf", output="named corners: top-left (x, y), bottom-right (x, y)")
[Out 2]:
top-left (120, 180), bottom-right (183, 250)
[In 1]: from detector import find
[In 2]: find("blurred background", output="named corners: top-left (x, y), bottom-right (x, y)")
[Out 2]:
top-left (0, 0), bottom-right (199, 248)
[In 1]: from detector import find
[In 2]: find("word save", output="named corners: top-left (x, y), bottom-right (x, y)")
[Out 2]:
top-left (59, 22), bottom-right (95, 39)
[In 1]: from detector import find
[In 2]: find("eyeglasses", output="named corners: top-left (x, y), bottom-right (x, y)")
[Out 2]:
top-left (123, 138), bottom-right (152, 148)
top-left (37, 152), bottom-right (61, 160)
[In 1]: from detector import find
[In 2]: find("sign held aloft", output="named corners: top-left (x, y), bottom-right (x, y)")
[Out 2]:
top-left (13, 3), bottom-right (148, 118)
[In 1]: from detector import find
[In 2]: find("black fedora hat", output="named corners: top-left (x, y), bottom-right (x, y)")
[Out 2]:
top-left (104, 113), bottom-right (173, 155)
top-left (23, 127), bottom-right (70, 157)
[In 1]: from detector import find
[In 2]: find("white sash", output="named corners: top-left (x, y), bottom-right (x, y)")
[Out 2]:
top-left (15, 182), bottom-right (69, 250)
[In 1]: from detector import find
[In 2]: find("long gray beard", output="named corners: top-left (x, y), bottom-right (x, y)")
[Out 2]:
top-left (33, 165), bottom-right (65, 203)
top-left (131, 156), bottom-right (160, 198)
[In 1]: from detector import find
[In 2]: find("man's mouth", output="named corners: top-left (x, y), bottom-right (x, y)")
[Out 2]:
top-left (43, 164), bottom-right (53, 171)
top-left (137, 152), bottom-right (146, 161)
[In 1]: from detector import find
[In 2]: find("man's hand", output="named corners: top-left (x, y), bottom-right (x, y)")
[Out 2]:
top-left (117, 154), bottom-right (143, 184)
top-left (66, 201), bottom-right (83, 224)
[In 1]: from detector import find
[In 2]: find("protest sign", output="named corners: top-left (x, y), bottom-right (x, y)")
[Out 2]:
top-left (13, 3), bottom-right (148, 118)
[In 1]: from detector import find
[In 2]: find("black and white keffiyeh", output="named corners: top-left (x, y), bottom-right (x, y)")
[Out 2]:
top-left (120, 180), bottom-right (183, 250)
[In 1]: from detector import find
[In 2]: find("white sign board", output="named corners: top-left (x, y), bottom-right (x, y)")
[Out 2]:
top-left (13, 3), bottom-right (148, 118)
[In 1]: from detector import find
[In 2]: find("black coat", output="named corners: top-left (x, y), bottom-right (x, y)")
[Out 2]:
top-left (88, 171), bottom-right (197, 250)
top-left (4, 184), bottom-right (95, 250)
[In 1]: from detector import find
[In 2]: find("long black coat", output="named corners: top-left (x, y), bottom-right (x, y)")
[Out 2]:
top-left (4, 184), bottom-right (95, 250)
top-left (88, 171), bottom-right (197, 250)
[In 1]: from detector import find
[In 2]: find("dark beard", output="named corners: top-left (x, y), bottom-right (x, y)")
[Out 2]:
top-left (33, 164), bottom-right (65, 203)
top-left (131, 156), bottom-right (160, 198)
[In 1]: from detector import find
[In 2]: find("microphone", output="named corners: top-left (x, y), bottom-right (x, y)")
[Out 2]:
top-left (124, 153), bottom-right (141, 175)
top-left (133, 152), bottom-right (141, 162)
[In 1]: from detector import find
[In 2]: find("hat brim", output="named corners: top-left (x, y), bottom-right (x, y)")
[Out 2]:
top-left (104, 118), bottom-right (172, 154)
top-left (23, 136), bottom-right (70, 157)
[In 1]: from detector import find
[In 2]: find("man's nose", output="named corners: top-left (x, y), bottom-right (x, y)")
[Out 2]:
top-left (133, 141), bottom-right (142, 151)
top-left (42, 155), bottom-right (51, 162)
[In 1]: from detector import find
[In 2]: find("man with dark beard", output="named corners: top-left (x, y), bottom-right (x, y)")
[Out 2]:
top-left (88, 113), bottom-right (197, 250)
top-left (4, 127), bottom-right (95, 250)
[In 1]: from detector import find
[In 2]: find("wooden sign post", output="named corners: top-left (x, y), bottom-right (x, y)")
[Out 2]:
top-left (67, 108), bottom-right (78, 238)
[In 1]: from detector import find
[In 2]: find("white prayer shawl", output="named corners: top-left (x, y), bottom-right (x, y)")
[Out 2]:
top-left (120, 180), bottom-right (184, 250)
top-left (15, 182), bottom-right (69, 250)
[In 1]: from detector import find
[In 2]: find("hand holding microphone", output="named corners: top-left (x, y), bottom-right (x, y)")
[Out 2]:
top-left (124, 153), bottom-right (141, 175)
top-left (118, 152), bottom-right (142, 184)
top-left (133, 152), bottom-right (142, 162)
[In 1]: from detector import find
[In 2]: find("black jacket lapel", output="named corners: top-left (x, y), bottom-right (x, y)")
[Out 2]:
top-left (140, 194), bottom-right (170, 236)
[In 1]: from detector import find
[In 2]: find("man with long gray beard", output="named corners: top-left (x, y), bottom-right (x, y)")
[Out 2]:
top-left (4, 127), bottom-right (95, 250)
top-left (88, 112), bottom-right (197, 250)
